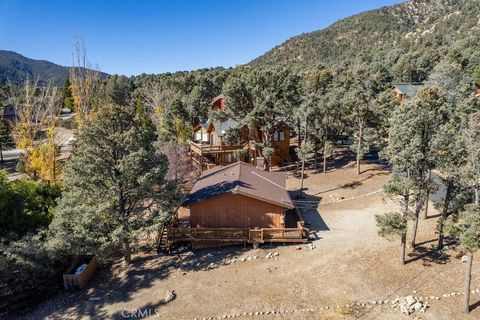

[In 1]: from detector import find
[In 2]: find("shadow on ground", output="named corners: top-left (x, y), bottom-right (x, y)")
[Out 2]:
top-left (15, 245), bottom-right (248, 320)
top-left (406, 238), bottom-right (453, 266)
top-left (290, 191), bottom-right (329, 241)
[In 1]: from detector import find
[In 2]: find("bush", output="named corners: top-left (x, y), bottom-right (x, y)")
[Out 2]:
top-left (0, 170), bottom-right (61, 238)
top-left (0, 232), bottom-right (68, 315)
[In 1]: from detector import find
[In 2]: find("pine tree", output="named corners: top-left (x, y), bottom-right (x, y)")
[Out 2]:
top-left (0, 117), bottom-right (13, 163)
top-left (50, 104), bottom-right (177, 263)
top-left (62, 79), bottom-right (74, 111)
top-left (386, 87), bottom-right (447, 247)
top-left (376, 173), bottom-right (414, 265)
top-left (445, 205), bottom-right (480, 313)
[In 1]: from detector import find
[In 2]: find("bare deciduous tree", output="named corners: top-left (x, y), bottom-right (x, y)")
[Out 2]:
top-left (69, 36), bottom-right (103, 127)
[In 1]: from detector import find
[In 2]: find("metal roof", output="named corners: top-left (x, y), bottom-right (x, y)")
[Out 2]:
top-left (393, 83), bottom-right (425, 98)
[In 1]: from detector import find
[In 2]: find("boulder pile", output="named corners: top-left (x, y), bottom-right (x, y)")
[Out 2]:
top-left (391, 295), bottom-right (427, 316)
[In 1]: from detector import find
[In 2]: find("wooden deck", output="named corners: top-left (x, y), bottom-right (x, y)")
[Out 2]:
top-left (190, 141), bottom-right (246, 156)
top-left (167, 222), bottom-right (308, 249)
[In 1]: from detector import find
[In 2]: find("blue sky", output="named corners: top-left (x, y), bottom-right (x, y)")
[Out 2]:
top-left (0, 0), bottom-right (404, 76)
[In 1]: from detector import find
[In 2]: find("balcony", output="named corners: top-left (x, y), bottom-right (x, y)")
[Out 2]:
top-left (189, 141), bottom-right (246, 156)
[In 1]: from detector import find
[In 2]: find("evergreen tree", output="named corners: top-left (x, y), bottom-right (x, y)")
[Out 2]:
top-left (445, 205), bottom-right (480, 313)
top-left (376, 173), bottom-right (414, 265)
top-left (0, 117), bottom-right (13, 163)
top-left (50, 104), bottom-right (177, 263)
top-left (62, 79), bottom-right (74, 111)
top-left (105, 75), bottom-right (133, 106)
top-left (386, 87), bottom-right (447, 247)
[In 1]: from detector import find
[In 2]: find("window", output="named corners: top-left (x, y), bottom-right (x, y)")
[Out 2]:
top-left (195, 131), bottom-right (202, 142)
top-left (273, 130), bottom-right (285, 142)
top-left (202, 132), bottom-right (209, 142)
top-left (224, 153), bottom-right (233, 163)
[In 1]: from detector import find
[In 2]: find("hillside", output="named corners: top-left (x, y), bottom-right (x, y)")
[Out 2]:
top-left (0, 50), bottom-right (108, 85)
top-left (250, 0), bottom-right (480, 81)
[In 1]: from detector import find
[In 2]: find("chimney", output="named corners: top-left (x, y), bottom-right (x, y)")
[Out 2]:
top-left (256, 157), bottom-right (265, 170)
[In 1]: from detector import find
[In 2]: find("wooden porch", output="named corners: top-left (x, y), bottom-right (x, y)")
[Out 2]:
top-left (167, 222), bottom-right (308, 249)
top-left (189, 141), bottom-right (252, 172)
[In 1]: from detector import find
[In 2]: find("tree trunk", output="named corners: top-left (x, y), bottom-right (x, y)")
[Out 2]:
top-left (123, 240), bottom-right (132, 263)
top-left (411, 191), bottom-right (422, 248)
top-left (475, 188), bottom-right (479, 206)
top-left (299, 157), bottom-right (305, 198)
top-left (0, 140), bottom-right (3, 163)
top-left (297, 121), bottom-right (302, 147)
top-left (437, 181), bottom-right (452, 249)
top-left (463, 253), bottom-right (473, 313)
top-left (400, 233), bottom-right (406, 265)
top-left (323, 143), bottom-right (327, 174)
top-left (356, 123), bottom-right (363, 175)
top-left (314, 150), bottom-right (318, 169)
top-left (423, 169), bottom-right (432, 219)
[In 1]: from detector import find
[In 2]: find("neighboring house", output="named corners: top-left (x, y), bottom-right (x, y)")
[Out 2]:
top-left (190, 95), bottom-right (292, 171)
top-left (166, 162), bottom-right (306, 248)
top-left (1, 104), bottom-right (16, 122)
top-left (392, 83), bottom-right (425, 103)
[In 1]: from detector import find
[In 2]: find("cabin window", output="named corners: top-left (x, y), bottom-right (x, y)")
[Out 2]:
top-left (202, 132), bottom-right (209, 142)
top-left (195, 131), bottom-right (202, 142)
top-left (273, 130), bottom-right (285, 142)
top-left (224, 153), bottom-right (233, 163)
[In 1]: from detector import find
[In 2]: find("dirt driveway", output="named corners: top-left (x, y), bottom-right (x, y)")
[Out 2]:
top-left (18, 157), bottom-right (480, 320)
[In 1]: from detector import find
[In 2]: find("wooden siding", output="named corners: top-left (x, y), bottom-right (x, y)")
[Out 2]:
top-left (272, 127), bottom-right (291, 167)
top-left (189, 193), bottom-right (285, 229)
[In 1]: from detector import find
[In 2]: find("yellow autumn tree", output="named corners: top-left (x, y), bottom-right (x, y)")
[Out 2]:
top-left (69, 37), bottom-right (103, 128)
top-left (11, 80), bottom-right (62, 182)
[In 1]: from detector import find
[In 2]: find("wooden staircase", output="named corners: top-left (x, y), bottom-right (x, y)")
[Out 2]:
top-left (157, 226), bottom-right (172, 254)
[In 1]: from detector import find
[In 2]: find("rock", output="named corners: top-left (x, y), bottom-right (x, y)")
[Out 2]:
top-left (247, 257), bottom-right (252, 261)
top-left (413, 302), bottom-right (423, 312)
top-left (461, 255), bottom-right (468, 263)
top-left (296, 246), bottom-right (302, 250)
top-left (273, 252), bottom-right (279, 256)
top-left (165, 290), bottom-right (176, 303)
top-left (241, 258), bottom-right (246, 262)
top-left (405, 295), bottom-right (416, 307)
top-left (400, 305), bottom-right (410, 315)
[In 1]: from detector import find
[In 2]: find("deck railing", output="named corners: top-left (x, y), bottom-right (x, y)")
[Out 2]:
top-left (189, 141), bottom-right (246, 156)
top-left (168, 226), bottom-right (306, 244)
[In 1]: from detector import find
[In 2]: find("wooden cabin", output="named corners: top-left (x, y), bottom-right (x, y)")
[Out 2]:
top-left (167, 162), bottom-right (307, 248)
top-left (392, 83), bottom-right (425, 104)
top-left (190, 95), bottom-right (292, 171)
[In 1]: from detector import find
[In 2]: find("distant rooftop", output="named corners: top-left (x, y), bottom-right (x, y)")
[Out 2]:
top-left (393, 83), bottom-right (425, 98)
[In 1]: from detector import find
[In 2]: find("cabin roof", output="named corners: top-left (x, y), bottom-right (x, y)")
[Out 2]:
top-left (393, 83), bottom-right (425, 98)
top-left (183, 162), bottom-right (295, 209)
top-left (1, 104), bottom-right (15, 117)
top-left (212, 94), bottom-right (224, 102)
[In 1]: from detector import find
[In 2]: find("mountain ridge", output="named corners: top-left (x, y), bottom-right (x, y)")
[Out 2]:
top-left (0, 50), bottom-right (108, 85)
top-left (249, 0), bottom-right (479, 79)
